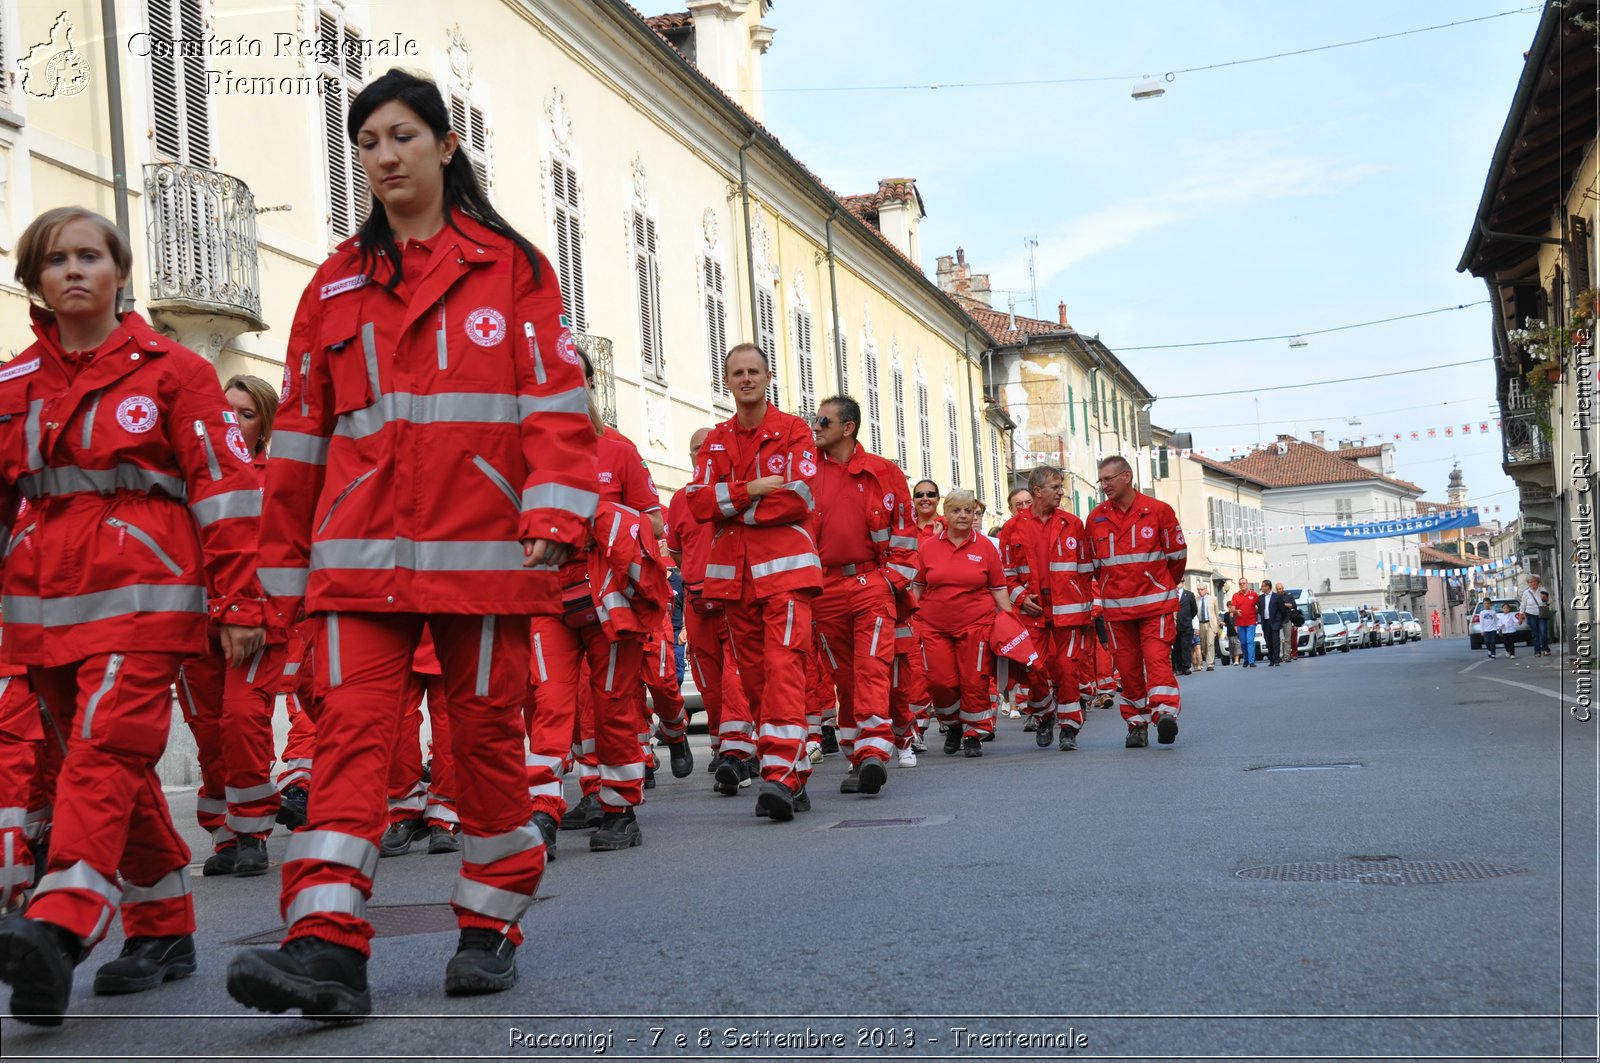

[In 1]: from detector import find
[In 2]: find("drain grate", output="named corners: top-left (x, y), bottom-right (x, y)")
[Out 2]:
top-left (1236, 858), bottom-right (1525, 886)
top-left (229, 903), bottom-right (495, 945)
top-left (831, 817), bottom-right (926, 829)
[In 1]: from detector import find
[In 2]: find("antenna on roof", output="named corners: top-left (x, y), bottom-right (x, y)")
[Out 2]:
top-left (1024, 235), bottom-right (1039, 318)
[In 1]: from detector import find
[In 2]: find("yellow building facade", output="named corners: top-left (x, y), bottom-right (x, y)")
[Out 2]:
top-left (0, 0), bottom-right (1002, 505)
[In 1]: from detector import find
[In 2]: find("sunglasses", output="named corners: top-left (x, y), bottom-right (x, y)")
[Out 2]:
top-left (913, 491), bottom-right (939, 499)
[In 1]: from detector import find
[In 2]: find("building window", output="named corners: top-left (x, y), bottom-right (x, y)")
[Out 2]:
top-left (990, 426), bottom-right (1002, 496)
top-left (864, 344), bottom-right (883, 456)
top-left (316, 4), bottom-right (368, 242)
top-left (1335, 498), bottom-right (1353, 522)
top-left (794, 308), bottom-right (816, 419)
top-left (631, 209), bottom-right (665, 382)
top-left (1339, 551), bottom-right (1357, 579)
top-left (148, 0), bottom-right (211, 166)
top-left (917, 376), bottom-right (932, 481)
top-left (1151, 447), bottom-right (1169, 480)
top-left (972, 411), bottom-right (985, 504)
top-left (838, 330), bottom-right (849, 392)
top-left (448, 90), bottom-right (491, 196)
top-left (1083, 396), bottom-right (1092, 443)
top-left (892, 363), bottom-right (908, 470)
top-left (756, 286), bottom-right (779, 407)
top-left (702, 255), bottom-right (728, 402)
top-left (946, 396), bottom-right (961, 488)
top-left (550, 157), bottom-right (586, 331)
top-left (1068, 384), bottom-right (1075, 435)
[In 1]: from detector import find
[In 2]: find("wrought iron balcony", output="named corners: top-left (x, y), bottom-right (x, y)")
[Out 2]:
top-left (142, 162), bottom-right (267, 357)
top-left (1499, 407), bottom-right (1551, 469)
top-left (1388, 574), bottom-right (1427, 596)
top-left (574, 331), bottom-right (616, 427)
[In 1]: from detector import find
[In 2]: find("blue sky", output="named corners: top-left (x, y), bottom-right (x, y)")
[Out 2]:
top-left (754, 0), bottom-right (1544, 517)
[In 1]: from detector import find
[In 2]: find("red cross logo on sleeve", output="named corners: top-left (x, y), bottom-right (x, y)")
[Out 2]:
top-left (116, 396), bottom-right (158, 434)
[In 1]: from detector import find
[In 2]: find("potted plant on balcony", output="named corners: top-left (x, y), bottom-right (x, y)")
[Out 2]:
top-left (1508, 317), bottom-right (1577, 367)
top-left (1522, 362), bottom-right (1557, 440)
top-left (1574, 288), bottom-right (1598, 324)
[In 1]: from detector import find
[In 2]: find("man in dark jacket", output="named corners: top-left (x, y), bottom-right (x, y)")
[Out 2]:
top-left (1259, 579), bottom-right (1288, 666)
top-left (1172, 585), bottom-right (1197, 676)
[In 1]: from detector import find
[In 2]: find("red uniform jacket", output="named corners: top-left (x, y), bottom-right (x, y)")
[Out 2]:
top-left (588, 501), bottom-right (666, 640)
top-left (596, 428), bottom-right (661, 515)
top-left (1086, 490), bottom-right (1187, 621)
top-left (684, 403), bottom-right (820, 601)
top-left (665, 489), bottom-right (711, 593)
top-left (814, 444), bottom-right (918, 590)
top-left (999, 504), bottom-right (1094, 627)
top-left (0, 310), bottom-right (265, 667)
top-left (259, 212), bottom-right (598, 619)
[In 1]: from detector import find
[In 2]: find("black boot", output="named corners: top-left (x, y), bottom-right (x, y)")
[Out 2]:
top-left (713, 756), bottom-right (752, 796)
top-left (226, 936), bottom-right (370, 1021)
top-left (943, 725), bottom-right (964, 755)
top-left (530, 811), bottom-right (558, 862)
top-left (275, 785), bottom-right (309, 831)
top-left (857, 758), bottom-right (888, 795)
top-left (443, 928), bottom-right (517, 996)
top-left (93, 933), bottom-right (196, 995)
top-left (427, 825), bottom-right (461, 855)
top-left (0, 916), bottom-right (81, 1026)
top-left (589, 810), bottom-right (642, 852)
top-left (754, 781), bottom-right (797, 822)
top-left (233, 835), bottom-right (270, 877)
top-left (202, 843), bottom-right (240, 876)
top-left (379, 817), bottom-right (426, 857)
top-left (559, 793), bottom-right (601, 830)
top-left (666, 740), bottom-right (694, 778)
top-left (819, 726), bottom-right (840, 756)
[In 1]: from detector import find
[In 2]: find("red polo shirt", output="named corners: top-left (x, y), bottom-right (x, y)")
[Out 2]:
top-left (1230, 592), bottom-right (1259, 626)
top-left (597, 429), bottom-right (661, 514)
top-left (814, 451), bottom-right (874, 568)
top-left (665, 489), bottom-right (712, 591)
top-left (917, 530), bottom-right (1005, 635)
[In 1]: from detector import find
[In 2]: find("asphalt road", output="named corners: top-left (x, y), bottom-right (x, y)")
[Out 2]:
top-left (1, 636), bottom-right (1594, 1063)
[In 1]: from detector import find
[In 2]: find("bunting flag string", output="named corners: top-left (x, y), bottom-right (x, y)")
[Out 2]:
top-left (1152, 420), bottom-right (1504, 460)
top-left (1376, 557), bottom-right (1518, 579)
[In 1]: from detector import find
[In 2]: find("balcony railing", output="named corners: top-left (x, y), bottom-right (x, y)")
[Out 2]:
top-left (1389, 574), bottom-right (1427, 596)
top-left (142, 162), bottom-right (265, 327)
top-left (574, 331), bottom-right (616, 428)
top-left (1500, 407), bottom-right (1551, 468)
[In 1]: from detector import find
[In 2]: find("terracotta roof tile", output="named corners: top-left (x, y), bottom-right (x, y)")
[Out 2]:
top-left (1217, 436), bottom-right (1424, 494)
top-left (953, 295), bottom-right (1068, 341)
top-left (1187, 452), bottom-right (1275, 488)
top-left (1336, 444), bottom-right (1384, 459)
top-left (643, 10), bottom-right (692, 31)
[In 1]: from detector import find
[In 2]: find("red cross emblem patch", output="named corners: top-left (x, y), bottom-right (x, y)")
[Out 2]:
top-left (116, 396), bottom-right (157, 434)
top-left (225, 426), bottom-right (253, 463)
top-left (466, 307), bottom-right (506, 347)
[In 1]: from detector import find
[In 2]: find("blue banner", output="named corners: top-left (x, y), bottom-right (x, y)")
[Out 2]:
top-left (1305, 508), bottom-right (1480, 543)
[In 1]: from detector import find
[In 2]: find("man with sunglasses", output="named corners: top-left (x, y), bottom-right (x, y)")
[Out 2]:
top-left (999, 465), bottom-right (1094, 751)
top-left (1087, 455), bottom-right (1187, 748)
top-left (810, 397), bottom-right (918, 792)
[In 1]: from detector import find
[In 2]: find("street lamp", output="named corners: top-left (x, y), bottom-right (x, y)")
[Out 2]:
top-left (1132, 75), bottom-right (1166, 100)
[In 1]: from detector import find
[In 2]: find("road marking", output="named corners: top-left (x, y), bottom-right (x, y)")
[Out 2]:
top-left (1473, 674), bottom-right (1585, 706)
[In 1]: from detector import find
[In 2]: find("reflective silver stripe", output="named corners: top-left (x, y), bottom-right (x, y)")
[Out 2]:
top-left (338, 391), bottom-right (526, 441)
top-left (244, 645), bottom-right (266, 684)
top-left (516, 386), bottom-right (590, 419)
top-left (283, 661), bottom-right (301, 676)
top-left (225, 782), bottom-right (278, 804)
top-left (889, 534), bottom-right (920, 550)
top-left (1100, 551), bottom-right (1166, 566)
top-left (105, 518), bottom-right (183, 576)
top-left (784, 480), bottom-right (815, 509)
top-left (190, 489), bottom-right (263, 528)
top-left (532, 632), bottom-right (548, 682)
top-left (271, 431), bottom-right (330, 466)
top-left (705, 564), bottom-right (737, 581)
top-left (22, 807), bottom-right (49, 839)
top-left (194, 796), bottom-right (228, 816)
top-left (1051, 602), bottom-right (1093, 616)
top-left (818, 633), bottom-right (839, 670)
top-left (604, 643), bottom-right (618, 692)
top-left (285, 829), bottom-right (379, 878)
top-left (1102, 588), bottom-right (1180, 609)
top-left (757, 723), bottom-right (807, 741)
top-left (287, 882), bottom-right (367, 926)
top-left (894, 625), bottom-right (914, 639)
top-left (24, 400), bottom-right (43, 471)
top-left (476, 616), bottom-right (495, 697)
top-left (226, 813), bottom-right (278, 833)
top-left (0, 807), bottom-right (24, 829)
top-left (715, 483), bottom-right (737, 518)
top-left (34, 860), bottom-right (121, 905)
top-left (751, 553), bottom-right (820, 580)
top-left (361, 321), bottom-right (381, 399)
top-left (460, 824), bottom-right (541, 866)
top-left (1147, 685), bottom-right (1181, 698)
top-left (325, 613), bottom-right (343, 687)
top-left (121, 868), bottom-right (191, 904)
top-left (195, 420), bottom-right (223, 480)
top-left (783, 600), bottom-right (795, 645)
top-left (450, 877), bottom-right (532, 922)
top-left (524, 322), bottom-right (545, 385)
top-left (81, 654), bottom-right (123, 739)
top-left (889, 563), bottom-right (918, 582)
top-left (472, 456), bottom-right (520, 510)
top-left (18, 463), bottom-right (190, 501)
top-left (81, 392), bottom-right (100, 450)
top-left (520, 482), bottom-right (600, 519)
top-left (742, 504), bottom-right (760, 526)
top-left (600, 592), bottom-right (631, 614)
top-left (600, 762), bottom-right (646, 782)
top-left (868, 617), bottom-right (884, 656)
top-left (312, 538), bottom-right (528, 573)
top-left (436, 324), bottom-right (449, 371)
top-left (259, 567), bottom-right (309, 597)
top-left (3, 584), bottom-right (205, 628)
top-left (870, 528), bottom-right (890, 543)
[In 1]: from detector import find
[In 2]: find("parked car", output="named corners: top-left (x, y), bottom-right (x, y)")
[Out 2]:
top-left (1399, 611), bottom-right (1422, 641)
top-left (1378, 609), bottom-right (1406, 645)
top-left (1339, 608), bottom-right (1374, 649)
top-left (1468, 598), bottom-right (1532, 650)
top-left (1323, 610), bottom-right (1351, 652)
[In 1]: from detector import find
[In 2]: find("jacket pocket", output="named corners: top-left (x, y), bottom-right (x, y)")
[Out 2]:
top-left (470, 454), bottom-right (521, 512)
top-left (320, 301), bottom-right (375, 415)
top-left (105, 517), bottom-right (184, 576)
top-left (5, 521), bottom-right (36, 561)
top-left (317, 467), bottom-right (377, 535)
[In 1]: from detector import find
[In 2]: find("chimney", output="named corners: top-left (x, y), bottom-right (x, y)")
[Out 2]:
top-left (956, 247), bottom-right (965, 266)
top-left (1058, 301), bottom-right (1069, 327)
top-left (936, 248), bottom-right (973, 299)
top-left (969, 272), bottom-right (991, 308)
top-left (873, 178), bottom-right (924, 267)
top-left (687, 0), bottom-right (775, 122)
top-left (1311, 430), bottom-right (1326, 449)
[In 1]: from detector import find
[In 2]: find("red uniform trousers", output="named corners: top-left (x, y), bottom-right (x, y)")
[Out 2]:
top-left (889, 621), bottom-right (932, 748)
top-left (177, 640), bottom-right (287, 849)
top-left (1106, 616), bottom-right (1181, 727)
top-left (804, 637), bottom-right (837, 742)
top-left (275, 635), bottom-right (316, 796)
top-left (1014, 619), bottom-right (1089, 734)
top-left (24, 654), bottom-right (192, 951)
top-left (812, 572), bottom-right (895, 766)
top-left (722, 586), bottom-right (814, 791)
top-left (283, 613), bottom-right (542, 957)
top-left (0, 674), bottom-right (47, 913)
top-left (682, 600), bottom-right (746, 758)
top-left (643, 630), bottom-right (688, 744)
top-left (389, 671), bottom-right (457, 829)
top-left (525, 617), bottom-right (646, 814)
top-left (922, 625), bottom-right (998, 739)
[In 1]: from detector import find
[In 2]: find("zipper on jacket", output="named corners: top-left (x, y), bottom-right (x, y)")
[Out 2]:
top-left (299, 353), bottom-right (312, 418)
top-left (436, 301), bottom-right (449, 371)
top-left (1144, 570), bottom-right (1165, 592)
top-left (82, 654), bottom-right (124, 739)
top-left (193, 420), bottom-right (222, 481)
top-left (7, 523), bottom-right (36, 560)
top-left (81, 392), bottom-right (101, 450)
top-left (317, 468), bottom-right (377, 535)
top-left (525, 322), bottom-right (546, 385)
top-left (470, 455), bottom-right (520, 511)
top-left (105, 517), bottom-right (184, 576)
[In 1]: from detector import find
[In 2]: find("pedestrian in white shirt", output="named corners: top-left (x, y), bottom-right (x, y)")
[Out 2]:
top-left (1477, 600), bottom-right (1501, 658)
top-left (1496, 603), bottom-right (1521, 658)
top-left (1520, 576), bottom-right (1549, 656)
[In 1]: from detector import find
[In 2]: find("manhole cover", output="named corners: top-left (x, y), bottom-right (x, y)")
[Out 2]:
top-left (1247, 763), bottom-right (1361, 772)
top-left (1236, 858), bottom-right (1525, 885)
top-left (228, 902), bottom-right (526, 945)
top-left (831, 817), bottom-right (926, 829)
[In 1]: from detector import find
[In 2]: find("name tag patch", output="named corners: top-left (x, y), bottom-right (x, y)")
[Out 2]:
top-left (320, 274), bottom-right (369, 300)
top-left (0, 358), bottom-right (41, 383)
